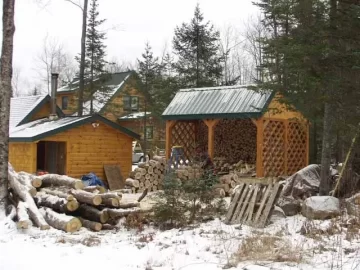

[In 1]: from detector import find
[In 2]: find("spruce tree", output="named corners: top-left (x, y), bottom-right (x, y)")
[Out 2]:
top-left (254, 0), bottom-right (360, 194)
top-left (173, 4), bottom-right (223, 87)
top-left (83, 0), bottom-right (109, 115)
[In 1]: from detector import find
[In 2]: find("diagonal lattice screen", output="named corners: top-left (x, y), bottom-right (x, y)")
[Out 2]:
top-left (287, 121), bottom-right (307, 175)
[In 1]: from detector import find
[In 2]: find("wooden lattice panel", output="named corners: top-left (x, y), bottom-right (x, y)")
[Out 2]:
top-left (263, 120), bottom-right (286, 177)
top-left (171, 121), bottom-right (196, 163)
top-left (287, 121), bottom-right (307, 175)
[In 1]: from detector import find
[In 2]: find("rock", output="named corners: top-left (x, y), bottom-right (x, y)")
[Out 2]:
top-left (282, 164), bottom-right (321, 200)
top-left (277, 196), bottom-right (301, 216)
top-left (269, 206), bottom-right (286, 224)
top-left (345, 193), bottom-right (360, 217)
top-left (302, 196), bottom-right (341, 220)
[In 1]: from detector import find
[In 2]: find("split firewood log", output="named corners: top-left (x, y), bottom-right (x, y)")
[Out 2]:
top-left (78, 217), bottom-right (102, 231)
top-left (70, 189), bottom-right (102, 206)
top-left (76, 204), bottom-right (109, 224)
top-left (152, 155), bottom-right (166, 164)
top-left (214, 188), bottom-right (226, 198)
top-left (125, 178), bottom-right (140, 188)
top-left (40, 207), bottom-right (81, 233)
top-left (35, 193), bottom-right (79, 212)
top-left (138, 162), bottom-right (149, 169)
top-left (8, 164), bottom-right (50, 230)
top-left (39, 174), bottom-right (84, 190)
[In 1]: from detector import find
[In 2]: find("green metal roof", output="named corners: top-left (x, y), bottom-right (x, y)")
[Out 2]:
top-left (162, 85), bottom-right (273, 120)
top-left (10, 114), bottom-right (140, 142)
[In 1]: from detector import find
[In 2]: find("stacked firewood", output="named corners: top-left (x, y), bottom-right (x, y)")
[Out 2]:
top-left (213, 157), bottom-right (256, 176)
top-left (6, 163), bottom-right (147, 233)
top-left (175, 165), bottom-right (204, 181)
top-left (126, 156), bottom-right (166, 193)
top-left (213, 173), bottom-right (241, 197)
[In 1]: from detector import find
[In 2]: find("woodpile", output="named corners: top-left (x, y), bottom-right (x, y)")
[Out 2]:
top-left (213, 158), bottom-right (255, 176)
top-left (6, 163), bottom-right (147, 233)
top-left (126, 156), bottom-right (166, 193)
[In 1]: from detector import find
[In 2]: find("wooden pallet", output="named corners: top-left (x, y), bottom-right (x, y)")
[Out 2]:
top-left (225, 181), bottom-right (283, 228)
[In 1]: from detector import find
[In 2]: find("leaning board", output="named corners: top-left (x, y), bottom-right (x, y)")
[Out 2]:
top-left (225, 181), bottom-right (283, 228)
top-left (104, 165), bottom-right (125, 190)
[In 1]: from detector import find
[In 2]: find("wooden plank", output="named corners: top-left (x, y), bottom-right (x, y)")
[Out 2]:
top-left (104, 164), bottom-right (124, 190)
top-left (224, 183), bottom-right (244, 224)
top-left (257, 182), bottom-right (283, 228)
top-left (253, 184), bottom-right (272, 224)
top-left (230, 184), bottom-right (250, 224)
top-left (234, 186), bottom-right (255, 224)
top-left (245, 184), bottom-right (259, 225)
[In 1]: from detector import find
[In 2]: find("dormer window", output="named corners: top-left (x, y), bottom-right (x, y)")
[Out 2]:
top-left (123, 96), bottom-right (139, 111)
top-left (62, 96), bottom-right (68, 110)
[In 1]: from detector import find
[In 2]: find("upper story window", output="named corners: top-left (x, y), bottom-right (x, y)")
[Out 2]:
top-left (62, 96), bottom-right (69, 110)
top-left (123, 96), bottom-right (139, 111)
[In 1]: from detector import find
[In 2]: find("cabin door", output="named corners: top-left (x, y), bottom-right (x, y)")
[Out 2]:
top-left (37, 141), bottom-right (66, 175)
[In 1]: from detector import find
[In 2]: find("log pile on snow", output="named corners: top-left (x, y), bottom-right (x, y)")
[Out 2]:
top-left (6, 163), bottom-right (147, 232)
top-left (126, 156), bottom-right (166, 193)
top-left (213, 157), bottom-right (255, 176)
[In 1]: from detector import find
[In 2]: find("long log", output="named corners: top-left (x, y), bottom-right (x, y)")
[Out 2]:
top-left (76, 204), bottom-right (109, 223)
top-left (18, 172), bottom-right (42, 188)
top-left (40, 188), bottom-right (75, 201)
top-left (16, 201), bottom-right (32, 229)
top-left (17, 174), bottom-right (37, 197)
top-left (70, 189), bottom-right (102, 206)
top-left (125, 178), bottom-right (139, 188)
top-left (35, 193), bottom-right (79, 212)
top-left (40, 207), bottom-right (82, 232)
top-left (38, 174), bottom-right (84, 190)
top-left (106, 207), bottom-right (146, 219)
top-left (8, 164), bottom-right (50, 230)
top-left (101, 197), bottom-right (119, 207)
top-left (119, 202), bottom-right (140, 209)
top-left (83, 185), bottom-right (106, 194)
top-left (78, 217), bottom-right (102, 231)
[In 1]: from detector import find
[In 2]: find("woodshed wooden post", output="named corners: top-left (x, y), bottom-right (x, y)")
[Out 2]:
top-left (284, 119), bottom-right (289, 175)
top-left (255, 118), bottom-right (264, 177)
top-left (165, 120), bottom-right (177, 160)
top-left (203, 119), bottom-right (220, 159)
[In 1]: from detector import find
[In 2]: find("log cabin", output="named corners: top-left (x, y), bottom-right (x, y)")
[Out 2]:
top-left (56, 71), bottom-right (165, 152)
top-left (162, 85), bottom-right (309, 177)
top-left (9, 93), bottom-right (140, 182)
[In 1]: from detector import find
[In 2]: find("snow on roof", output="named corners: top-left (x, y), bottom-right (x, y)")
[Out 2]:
top-left (118, 112), bottom-right (151, 120)
top-left (79, 74), bottom-right (130, 115)
top-left (10, 95), bottom-right (48, 128)
top-left (10, 116), bottom-right (91, 140)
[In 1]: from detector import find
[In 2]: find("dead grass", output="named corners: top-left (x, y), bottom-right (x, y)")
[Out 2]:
top-left (234, 231), bottom-right (305, 263)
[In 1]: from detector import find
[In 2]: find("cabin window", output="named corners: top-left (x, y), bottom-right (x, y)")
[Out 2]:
top-left (62, 96), bottom-right (69, 110)
top-left (145, 126), bottom-right (153, 140)
top-left (123, 96), bottom-right (139, 111)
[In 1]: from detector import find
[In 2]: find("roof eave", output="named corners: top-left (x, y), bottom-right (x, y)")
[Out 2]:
top-left (162, 112), bottom-right (263, 120)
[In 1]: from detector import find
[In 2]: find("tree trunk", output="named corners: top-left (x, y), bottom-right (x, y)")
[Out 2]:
top-left (39, 174), bottom-right (84, 190)
top-left (40, 187), bottom-right (75, 201)
top-left (70, 189), bottom-right (102, 205)
top-left (76, 204), bottom-right (109, 223)
top-left (78, 217), bottom-right (102, 231)
top-left (0, 0), bottom-right (16, 221)
top-left (320, 102), bottom-right (334, 195)
top-left (40, 207), bottom-right (82, 233)
top-left (35, 193), bottom-right (79, 212)
top-left (77, 0), bottom-right (88, 116)
top-left (8, 164), bottom-right (50, 229)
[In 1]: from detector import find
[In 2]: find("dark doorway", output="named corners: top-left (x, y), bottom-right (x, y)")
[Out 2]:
top-left (37, 141), bottom-right (66, 174)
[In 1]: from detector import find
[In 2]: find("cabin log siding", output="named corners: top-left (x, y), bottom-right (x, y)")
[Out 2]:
top-left (9, 143), bottom-right (37, 173)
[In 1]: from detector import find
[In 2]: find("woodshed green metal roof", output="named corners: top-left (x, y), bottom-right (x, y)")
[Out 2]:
top-left (162, 85), bottom-right (273, 120)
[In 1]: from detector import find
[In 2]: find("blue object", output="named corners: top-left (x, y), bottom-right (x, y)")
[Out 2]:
top-left (81, 172), bottom-right (107, 188)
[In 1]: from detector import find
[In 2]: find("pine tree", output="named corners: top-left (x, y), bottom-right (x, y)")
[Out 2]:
top-left (137, 42), bottom-right (161, 107)
top-left (254, 0), bottom-right (360, 194)
top-left (82, 0), bottom-right (109, 115)
top-left (173, 4), bottom-right (223, 88)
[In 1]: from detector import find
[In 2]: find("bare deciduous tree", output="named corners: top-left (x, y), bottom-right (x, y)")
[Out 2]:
top-left (0, 0), bottom-right (16, 221)
top-left (35, 34), bottom-right (75, 93)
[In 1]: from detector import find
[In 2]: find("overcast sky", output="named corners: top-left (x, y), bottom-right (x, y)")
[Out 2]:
top-left (5, 0), bottom-right (259, 92)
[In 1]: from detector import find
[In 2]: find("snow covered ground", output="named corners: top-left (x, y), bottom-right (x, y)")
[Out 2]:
top-left (1, 213), bottom-right (360, 270)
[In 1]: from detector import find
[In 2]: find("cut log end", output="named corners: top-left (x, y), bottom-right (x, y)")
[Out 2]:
top-left (66, 200), bottom-right (79, 212)
top-left (65, 218), bottom-right (82, 233)
top-left (32, 178), bottom-right (42, 188)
